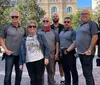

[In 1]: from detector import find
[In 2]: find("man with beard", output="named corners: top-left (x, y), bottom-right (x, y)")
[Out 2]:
top-left (51, 13), bottom-right (65, 85)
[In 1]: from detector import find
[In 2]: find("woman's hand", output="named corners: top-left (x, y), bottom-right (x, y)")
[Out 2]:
top-left (19, 65), bottom-right (23, 70)
top-left (44, 58), bottom-right (49, 65)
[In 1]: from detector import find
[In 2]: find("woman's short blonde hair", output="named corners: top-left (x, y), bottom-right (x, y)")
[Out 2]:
top-left (26, 20), bottom-right (38, 28)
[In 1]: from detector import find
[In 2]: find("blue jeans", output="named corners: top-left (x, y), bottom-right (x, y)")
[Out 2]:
top-left (4, 54), bottom-right (22, 85)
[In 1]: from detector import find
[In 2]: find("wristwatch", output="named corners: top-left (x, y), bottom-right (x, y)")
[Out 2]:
top-left (88, 50), bottom-right (91, 53)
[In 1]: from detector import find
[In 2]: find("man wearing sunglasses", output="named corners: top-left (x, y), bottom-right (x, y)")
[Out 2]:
top-left (38, 17), bottom-right (58, 85)
top-left (0, 10), bottom-right (25, 85)
top-left (59, 17), bottom-right (78, 85)
top-left (76, 9), bottom-right (98, 85)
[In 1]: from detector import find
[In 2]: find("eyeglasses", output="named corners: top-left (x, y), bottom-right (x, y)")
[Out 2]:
top-left (28, 26), bottom-right (36, 28)
top-left (11, 16), bottom-right (19, 19)
top-left (53, 16), bottom-right (58, 18)
top-left (43, 20), bottom-right (49, 23)
top-left (64, 21), bottom-right (70, 23)
top-left (81, 13), bottom-right (89, 15)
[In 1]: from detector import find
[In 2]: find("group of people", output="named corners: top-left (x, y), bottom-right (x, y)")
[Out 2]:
top-left (0, 9), bottom-right (99, 85)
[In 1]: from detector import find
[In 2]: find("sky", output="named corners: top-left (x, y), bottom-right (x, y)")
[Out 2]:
top-left (78, 0), bottom-right (92, 8)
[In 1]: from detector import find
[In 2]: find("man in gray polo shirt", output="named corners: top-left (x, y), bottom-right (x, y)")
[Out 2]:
top-left (76, 9), bottom-right (98, 85)
top-left (38, 17), bottom-right (58, 85)
top-left (0, 11), bottom-right (25, 85)
top-left (59, 17), bottom-right (78, 85)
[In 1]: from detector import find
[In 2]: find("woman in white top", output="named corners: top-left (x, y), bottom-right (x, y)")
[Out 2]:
top-left (19, 20), bottom-right (50, 85)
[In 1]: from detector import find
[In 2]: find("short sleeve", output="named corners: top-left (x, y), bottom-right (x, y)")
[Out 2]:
top-left (0, 26), bottom-right (8, 38)
top-left (90, 21), bottom-right (98, 35)
top-left (72, 29), bottom-right (76, 41)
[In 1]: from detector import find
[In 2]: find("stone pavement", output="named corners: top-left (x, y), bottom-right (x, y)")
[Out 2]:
top-left (79, 68), bottom-right (100, 85)
top-left (0, 57), bottom-right (100, 85)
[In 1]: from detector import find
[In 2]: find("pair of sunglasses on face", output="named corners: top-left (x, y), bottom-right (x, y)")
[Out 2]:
top-left (64, 21), bottom-right (70, 23)
top-left (11, 16), bottom-right (19, 19)
top-left (43, 20), bottom-right (49, 23)
top-left (28, 25), bottom-right (36, 28)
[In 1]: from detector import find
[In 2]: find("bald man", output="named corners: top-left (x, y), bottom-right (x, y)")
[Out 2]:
top-left (0, 10), bottom-right (25, 85)
top-left (76, 9), bottom-right (98, 85)
top-left (51, 13), bottom-right (65, 84)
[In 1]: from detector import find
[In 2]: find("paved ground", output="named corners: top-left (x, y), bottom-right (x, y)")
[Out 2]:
top-left (0, 56), bottom-right (100, 85)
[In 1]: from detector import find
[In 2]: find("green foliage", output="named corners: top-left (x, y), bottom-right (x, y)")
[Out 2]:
top-left (0, 0), bottom-right (11, 31)
top-left (14, 0), bottom-right (46, 28)
top-left (91, 4), bottom-right (100, 23)
top-left (0, 0), bottom-right (10, 7)
top-left (68, 12), bottom-right (80, 30)
top-left (0, 0), bottom-right (45, 32)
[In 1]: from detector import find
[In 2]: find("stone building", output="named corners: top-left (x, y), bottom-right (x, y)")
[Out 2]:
top-left (37, 0), bottom-right (77, 23)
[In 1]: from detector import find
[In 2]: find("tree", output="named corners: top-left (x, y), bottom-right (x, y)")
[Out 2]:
top-left (68, 12), bottom-right (80, 30)
top-left (0, 0), bottom-right (10, 7)
top-left (91, 4), bottom-right (100, 23)
top-left (0, 0), bottom-right (11, 31)
top-left (13, 0), bottom-right (45, 28)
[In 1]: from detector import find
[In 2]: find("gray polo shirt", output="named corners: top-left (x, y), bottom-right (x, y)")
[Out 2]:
top-left (0, 23), bottom-right (25, 56)
top-left (76, 20), bottom-right (98, 54)
top-left (59, 28), bottom-right (76, 49)
top-left (38, 29), bottom-right (58, 53)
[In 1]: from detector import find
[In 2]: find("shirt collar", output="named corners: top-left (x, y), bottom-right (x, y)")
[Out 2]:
top-left (10, 23), bottom-right (21, 28)
top-left (80, 19), bottom-right (91, 26)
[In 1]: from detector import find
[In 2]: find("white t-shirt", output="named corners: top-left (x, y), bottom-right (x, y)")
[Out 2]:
top-left (26, 34), bottom-right (44, 63)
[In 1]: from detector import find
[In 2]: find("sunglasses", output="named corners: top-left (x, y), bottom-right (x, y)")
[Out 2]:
top-left (28, 26), bottom-right (36, 28)
top-left (81, 13), bottom-right (89, 15)
top-left (64, 21), bottom-right (70, 23)
top-left (11, 16), bottom-right (19, 19)
top-left (43, 20), bottom-right (49, 22)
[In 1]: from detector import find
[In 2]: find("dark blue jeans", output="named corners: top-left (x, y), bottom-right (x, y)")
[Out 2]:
top-left (79, 54), bottom-right (95, 85)
top-left (4, 54), bottom-right (22, 85)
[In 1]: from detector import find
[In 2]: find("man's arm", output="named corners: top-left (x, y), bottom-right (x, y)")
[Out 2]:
top-left (67, 41), bottom-right (76, 52)
top-left (55, 42), bottom-right (59, 60)
top-left (88, 34), bottom-right (98, 51)
top-left (84, 34), bottom-right (98, 55)
top-left (0, 38), bottom-right (7, 51)
top-left (0, 37), bottom-right (12, 55)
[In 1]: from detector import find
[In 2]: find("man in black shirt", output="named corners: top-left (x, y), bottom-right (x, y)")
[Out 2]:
top-left (51, 13), bottom-right (65, 85)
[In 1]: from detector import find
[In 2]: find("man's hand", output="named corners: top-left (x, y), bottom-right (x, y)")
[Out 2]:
top-left (44, 58), bottom-right (49, 65)
top-left (5, 49), bottom-right (13, 55)
top-left (19, 65), bottom-right (23, 70)
top-left (64, 50), bottom-right (68, 55)
top-left (84, 50), bottom-right (92, 55)
top-left (55, 54), bottom-right (59, 61)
